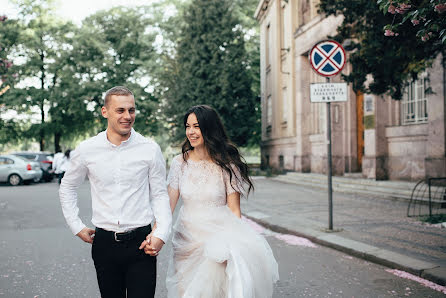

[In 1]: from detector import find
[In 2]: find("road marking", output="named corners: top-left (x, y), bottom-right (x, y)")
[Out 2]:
top-left (385, 269), bottom-right (446, 294)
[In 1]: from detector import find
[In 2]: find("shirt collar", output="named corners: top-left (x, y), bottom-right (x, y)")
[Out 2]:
top-left (104, 128), bottom-right (135, 148)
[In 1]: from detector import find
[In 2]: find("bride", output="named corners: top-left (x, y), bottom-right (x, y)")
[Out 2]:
top-left (146, 105), bottom-right (278, 297)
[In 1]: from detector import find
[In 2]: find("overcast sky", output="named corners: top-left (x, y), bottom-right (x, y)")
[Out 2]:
top-left (0, 0), bottom-right (159, 24)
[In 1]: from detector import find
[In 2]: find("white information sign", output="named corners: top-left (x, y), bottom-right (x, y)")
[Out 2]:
top-left (310, 83), bottom-right (348, 103)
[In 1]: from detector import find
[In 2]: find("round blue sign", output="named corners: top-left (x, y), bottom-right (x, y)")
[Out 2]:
top-left (309, 40), bottom-right (346, 77)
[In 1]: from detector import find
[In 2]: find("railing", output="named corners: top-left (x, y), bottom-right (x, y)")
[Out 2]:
top-left (407, 177), bottom-right (446, 217)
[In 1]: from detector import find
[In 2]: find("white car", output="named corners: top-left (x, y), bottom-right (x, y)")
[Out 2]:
top-left (0, 154), bottom-right (43, 186)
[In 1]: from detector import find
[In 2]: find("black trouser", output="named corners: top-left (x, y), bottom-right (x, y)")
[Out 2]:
top-left (57, 172), bottom-right (64, 184)
top-left (92, 225), bottom-right (156, 298)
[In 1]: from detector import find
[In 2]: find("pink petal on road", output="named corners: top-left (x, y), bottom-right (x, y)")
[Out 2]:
top-left (274, 234), bottom-right (317, 248)
top-left (385, 269), bottom-right (446, 294)
top-left (242, 216), bottom-right (317, 247)
top-left (242, 216), bottom-right (267, 234)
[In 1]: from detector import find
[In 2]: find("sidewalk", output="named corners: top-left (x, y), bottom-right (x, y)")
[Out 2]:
top-left (241, 174), bottom-right (446, 286)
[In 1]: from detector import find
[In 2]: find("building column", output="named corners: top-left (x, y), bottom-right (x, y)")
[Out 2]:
top-left (294, 55), bottom-right (311, 172)
top-left (425, 54), bottom-right (446, 177)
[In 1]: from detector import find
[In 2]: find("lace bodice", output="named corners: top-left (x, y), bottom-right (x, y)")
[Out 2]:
top-left (167, 154), bottom-right (244, 208)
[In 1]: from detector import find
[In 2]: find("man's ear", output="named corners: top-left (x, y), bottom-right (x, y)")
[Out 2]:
top-left (101, 106), bottom-right (108, 118)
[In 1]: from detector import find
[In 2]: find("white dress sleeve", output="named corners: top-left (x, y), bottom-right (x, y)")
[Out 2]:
top-left (167, 155), bottom-right (182, 190)
top-left (224, 164), bottom-right (246, 198)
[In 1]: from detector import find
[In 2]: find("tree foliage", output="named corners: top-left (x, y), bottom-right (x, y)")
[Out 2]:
top-left (1, 0), bottom-right (93, 151)
top-left (1, 2), bottom-right (162, 151)
top-left (162, 0), bottom-right (259, 146)
top-left (0, 15), bottom-right (18, 88)
top-left (73, 7), bottom-right (160, 136)
top-left (0, 14), bottom-right (21, 144)
top-left (2, 0), bottom-right (261, 150)
top-left (378, 0), bottom-right (446, 44)
top-left (319, 0), bottom-right (444, 99)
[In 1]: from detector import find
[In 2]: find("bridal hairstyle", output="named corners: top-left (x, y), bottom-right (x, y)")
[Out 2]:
top-left (181, 105), bottom-right (254, 195)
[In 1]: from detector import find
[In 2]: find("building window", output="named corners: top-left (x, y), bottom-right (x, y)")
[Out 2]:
top-left (266, 23), bottom-right (271, 69)
top-left (401, 74), bottom-right (428, 125)
top-left (299, 0), bottom-right (310, 26)
top-left (280, 4), bottom-right (286, 52)
top-left (279, 155), bottom-right (284, 170)
top-left (281, 2), bottom-right (291, 70)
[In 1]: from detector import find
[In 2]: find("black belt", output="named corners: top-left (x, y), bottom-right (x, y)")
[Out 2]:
top-left (96, 225), bottom-right (151, 242)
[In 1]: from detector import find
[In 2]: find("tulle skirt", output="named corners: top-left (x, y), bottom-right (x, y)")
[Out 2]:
top-left (166, 204), bottom-right (279, 298)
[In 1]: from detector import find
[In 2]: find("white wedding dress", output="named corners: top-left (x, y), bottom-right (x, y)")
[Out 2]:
top-left (166, 155), bottom-right (279, 298)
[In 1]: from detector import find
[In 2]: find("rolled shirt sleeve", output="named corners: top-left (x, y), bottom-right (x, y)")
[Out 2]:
top-left (148, 144), bottom-right (172, 243)
top-left (59, 147), bottom-right (88, 235)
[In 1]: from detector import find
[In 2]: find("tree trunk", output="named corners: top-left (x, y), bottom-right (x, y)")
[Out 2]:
top-left (39, 51), bottom-right (45, 152)
top-left (39, 98), bottom-right (45, 151)
top-left (54, 131), bottom-right (61, 153)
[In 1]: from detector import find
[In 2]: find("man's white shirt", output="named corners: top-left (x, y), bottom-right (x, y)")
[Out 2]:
top-left (52, 152), bottom-right (64, 174)
top-left (59, 128), bottom-right (172, 243)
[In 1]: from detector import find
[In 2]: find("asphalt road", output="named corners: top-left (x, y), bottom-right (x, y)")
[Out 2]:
top-left (0, 181), bottom-right (444, 297)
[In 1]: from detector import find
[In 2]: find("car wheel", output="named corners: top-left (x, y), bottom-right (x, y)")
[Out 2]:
top-left (8, 174), bottom-right (22, 186)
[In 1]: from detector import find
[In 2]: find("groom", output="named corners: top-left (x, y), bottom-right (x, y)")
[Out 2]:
top-left (59, 86), bottom-right (172, 298)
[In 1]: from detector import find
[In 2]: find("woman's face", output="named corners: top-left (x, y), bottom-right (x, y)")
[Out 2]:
top-left (186, 113), bottom-right (204, 149)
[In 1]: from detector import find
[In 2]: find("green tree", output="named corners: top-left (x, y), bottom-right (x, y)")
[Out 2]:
top-left (1, 0), bottom-right (97, 151)
top-left (319, 0), bottom-right (444, 99)
top-left (1, 0), bottom-right (71, 151)
top-left (2, 3), bottom-right (162, 151)
top-left (0, 15), bottom-right (18, 89)
top-left (163, 0), bottom-right (258, 146)
top-left (75, 7), bottom-right (160, 136)
top-left (0, 14), bottom-right (21, 144)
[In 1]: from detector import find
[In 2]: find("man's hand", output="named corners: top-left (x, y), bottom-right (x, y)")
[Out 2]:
top-left (146, 236), bottom-right (164, 255)
top-left (139, 232), bottom-right (153, 251)
top-left (76, 227), bottom-right (95, 244)
top-left (139, 233), bottom-right (164, 256)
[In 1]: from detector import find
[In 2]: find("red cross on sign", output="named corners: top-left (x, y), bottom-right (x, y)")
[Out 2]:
top-left (309, 40), bottom-right (346, 77)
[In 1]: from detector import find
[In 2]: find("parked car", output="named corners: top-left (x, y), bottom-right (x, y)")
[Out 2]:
top-left (12, 152), bottom-right (54, 182)
top-left (0, 155), bottom-right (42, 186)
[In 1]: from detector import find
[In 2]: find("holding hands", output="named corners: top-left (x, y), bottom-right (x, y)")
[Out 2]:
top-left (76, 226), bottom-right (164, 256)
top-left (139, 225), bottom-right (164, 256)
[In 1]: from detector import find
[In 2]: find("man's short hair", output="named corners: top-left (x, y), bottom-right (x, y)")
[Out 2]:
top-left (104, 86), bottom-right (134, 107)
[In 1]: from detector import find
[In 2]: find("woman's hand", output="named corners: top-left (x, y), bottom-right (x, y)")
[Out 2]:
top-left (139, 223), bottom-right (159, 256)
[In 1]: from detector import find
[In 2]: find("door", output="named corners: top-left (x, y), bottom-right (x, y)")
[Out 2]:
top-left (356, 91), bottom-right (364, 170)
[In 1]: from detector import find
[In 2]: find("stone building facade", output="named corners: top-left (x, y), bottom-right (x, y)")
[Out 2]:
top-left (255, 0), bottom-right (446, 181)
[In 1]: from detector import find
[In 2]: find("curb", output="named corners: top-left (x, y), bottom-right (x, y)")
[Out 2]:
top-left (243, 213), bottom-right (446, 287)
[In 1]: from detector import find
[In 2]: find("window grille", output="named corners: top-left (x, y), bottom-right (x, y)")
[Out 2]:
top-left (401, 74), bottom-right (428, 125)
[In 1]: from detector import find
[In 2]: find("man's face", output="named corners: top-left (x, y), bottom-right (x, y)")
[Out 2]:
top-left (101, 95), bottom-right (136, 137)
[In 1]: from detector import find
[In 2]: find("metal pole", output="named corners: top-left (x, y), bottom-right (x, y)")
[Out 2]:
top-left (428, 178), bottom-right (432, 217)
top-left (326, 77), bottom-right (333, 230)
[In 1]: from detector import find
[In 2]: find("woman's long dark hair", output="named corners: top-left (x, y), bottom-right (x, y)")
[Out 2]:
top-left (181, 105), bottom-right (254, 195)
